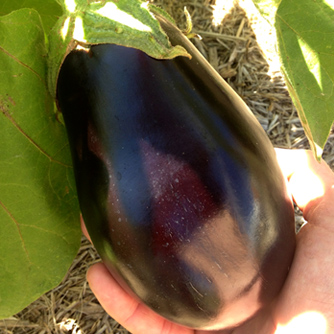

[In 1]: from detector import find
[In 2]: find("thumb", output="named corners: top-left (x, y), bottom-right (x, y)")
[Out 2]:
top-left (275, 148), bottom-right (334, 221)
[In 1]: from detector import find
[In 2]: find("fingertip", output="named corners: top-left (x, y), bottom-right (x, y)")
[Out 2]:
top-left (275, 149), bottom-right (334, 218)
top-left (86, 261), bottom-right (106, 283)
top-left (86, 262), bottom-right (140, 323)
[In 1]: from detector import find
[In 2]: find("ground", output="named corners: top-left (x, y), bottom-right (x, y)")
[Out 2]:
top-left (1, 0), bottom-right (333, 333)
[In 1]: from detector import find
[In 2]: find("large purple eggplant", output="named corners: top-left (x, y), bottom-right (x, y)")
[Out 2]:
top-left (56, 14), bottom-right (296, 330)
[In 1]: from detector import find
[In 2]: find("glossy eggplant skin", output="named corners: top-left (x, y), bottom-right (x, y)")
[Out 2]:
top-left (56, 16), bottom-right (296, 330)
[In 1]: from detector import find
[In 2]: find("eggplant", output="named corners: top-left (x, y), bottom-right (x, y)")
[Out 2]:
top-left (56, 15), bottom-right (296, 330)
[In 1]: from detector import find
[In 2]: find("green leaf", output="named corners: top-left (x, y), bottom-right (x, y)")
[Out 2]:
top-left (0, 0), bottom-right (62, 33)
top-left (276, 0), bottom-right (334, 157)
top-left (252, 0), bottom-right (334, 158)
top-left (0, 8), bottom-right (80, 318)
top-left (47, 0), bottom-right (191, 98)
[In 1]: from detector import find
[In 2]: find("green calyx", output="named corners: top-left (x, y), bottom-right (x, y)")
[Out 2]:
top-left (48, 0), bottom-right (191, 98)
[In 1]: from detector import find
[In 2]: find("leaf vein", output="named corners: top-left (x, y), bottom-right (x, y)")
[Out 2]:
top-left (19, 223), bottom-right (77, 246)
top-left (0, 199), bottom-right (33, 266)
top-left (1, 108), bottom-right (71, 168)
top-left (0, 45), bottom-right (44, 83)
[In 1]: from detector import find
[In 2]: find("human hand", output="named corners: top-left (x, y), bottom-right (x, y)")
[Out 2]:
top-left (82, 149), bottom-right (334, 334)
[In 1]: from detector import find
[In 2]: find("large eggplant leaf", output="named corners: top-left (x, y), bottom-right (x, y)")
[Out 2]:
top-left (0, 0), bottom-right (62, 33)
top-left (0, 8), bottom-right (80, 318)
top-left (252, 0), bottom-right (334, 158)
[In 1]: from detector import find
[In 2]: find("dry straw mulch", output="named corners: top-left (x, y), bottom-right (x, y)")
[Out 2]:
top-left (1, 0), bottom-right (333, 333)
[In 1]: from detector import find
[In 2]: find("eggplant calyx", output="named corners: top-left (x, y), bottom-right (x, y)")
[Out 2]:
top-left (47, 0), bottom-right (191, 98)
